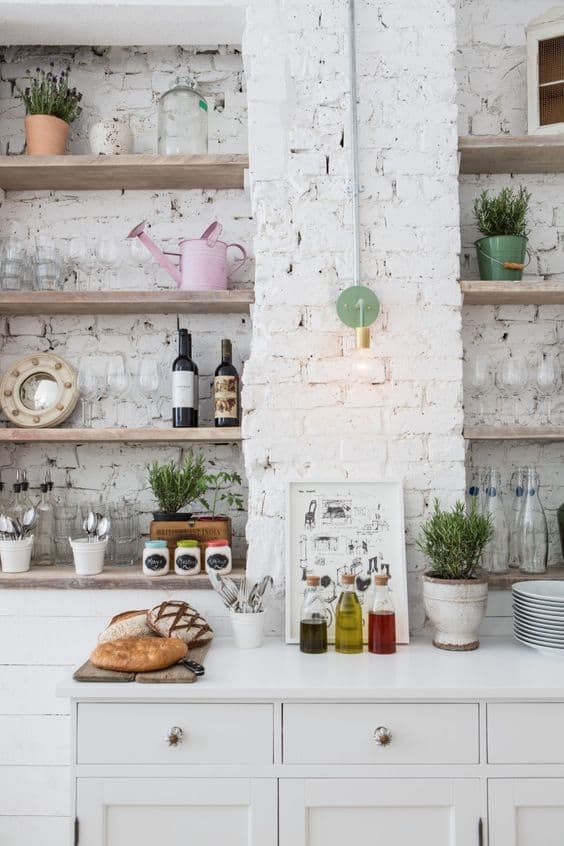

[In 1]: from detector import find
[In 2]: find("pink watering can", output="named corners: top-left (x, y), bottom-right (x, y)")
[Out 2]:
top-left (127, 220), bottom-right (248, 292)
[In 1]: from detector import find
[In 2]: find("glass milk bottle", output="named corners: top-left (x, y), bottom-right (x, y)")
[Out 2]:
top-left (299, 575), bottom-right (328, 654)
top-left (335, 573), bottom-right (363, 654)
top-left (508, 467), bottom-right (526, 568)
top-left (517, 467), bottom-right (548, 574)
top-left (32, 482), bottom-right (55, 566)
top-left (157, 77), bottom-right (208, 155)
top-left (480, 467), bottom-right (509, 574)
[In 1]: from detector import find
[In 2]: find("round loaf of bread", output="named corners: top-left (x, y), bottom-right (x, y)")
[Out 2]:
top-left (98, 610), bottom-right (152, 644)
top-left (91, 636), bottom-right (187, 672)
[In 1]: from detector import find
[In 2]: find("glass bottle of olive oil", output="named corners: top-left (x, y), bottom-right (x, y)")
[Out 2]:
top-left (300, 574), bottom-right (328, 654)
top-left (335, 573), bottom-right (363, 654)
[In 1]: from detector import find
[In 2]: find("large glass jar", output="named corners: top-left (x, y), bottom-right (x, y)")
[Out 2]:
top-left (157, 77), bottom-right (208, 155)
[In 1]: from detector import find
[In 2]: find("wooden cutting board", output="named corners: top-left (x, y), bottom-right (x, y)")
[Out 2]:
top-left (73, 643), bottom-right (211, 684)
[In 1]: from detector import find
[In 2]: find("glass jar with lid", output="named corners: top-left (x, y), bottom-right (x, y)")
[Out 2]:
top-left (157, 77), bottom-right (208, 156)
top-left (174, 539), bottom-right (201, 575)
top-left (142, 540), bottom-right (169, 576)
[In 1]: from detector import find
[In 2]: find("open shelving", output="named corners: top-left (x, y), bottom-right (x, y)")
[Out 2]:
top-left (459, 134), bottom-right (564, 174)
top-left (0, 427), bottom-right (242, 444)
top-left (487, 567), bottom-right (564, 591)
top-left (0, 153), bottom-right (248, 191)
top-left (0, 289), bottom-right (254, 316)
top-left (464, 426), bottom-right (564, 441)
top-left (460, 279), bottom-right (564, 305)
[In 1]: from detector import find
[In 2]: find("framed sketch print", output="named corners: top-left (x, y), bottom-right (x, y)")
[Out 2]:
top-left (286, 480), bottom-right (409, 644)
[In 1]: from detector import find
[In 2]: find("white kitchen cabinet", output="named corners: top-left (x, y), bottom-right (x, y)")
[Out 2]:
top-left (280, 778), bottom-right (482, 846)
top-left (489, 779), bottom-right (564, 846)
top-left (76, 777), bottom-right (277, 846)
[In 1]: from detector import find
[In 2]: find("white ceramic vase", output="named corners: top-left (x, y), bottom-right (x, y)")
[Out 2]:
top-left (0, 537), bottom-right (34, 573)
top-left (89, 120), bottom-right (134, 155)
top-left (423, 575), bottom-right (488, 651)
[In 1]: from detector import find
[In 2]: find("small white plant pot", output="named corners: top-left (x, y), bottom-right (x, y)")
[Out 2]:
top-left (70, 537), bottom-right (108, 576)
top-left (89, 120), bottom-right (134, 155)
top-left (0, 536), bottom-right (33, 573)
top-left (423, 575), bottom-right (488, 651)
top-left (230, 610), bottom-right (265, 649)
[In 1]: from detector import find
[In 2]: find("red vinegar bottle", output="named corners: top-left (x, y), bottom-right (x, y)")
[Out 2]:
top-left (368, 574), bottom-right (396, 654)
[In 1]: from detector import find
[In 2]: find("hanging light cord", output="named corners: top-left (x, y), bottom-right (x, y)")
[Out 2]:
top-left (347, 0), bottom-right (362, 287)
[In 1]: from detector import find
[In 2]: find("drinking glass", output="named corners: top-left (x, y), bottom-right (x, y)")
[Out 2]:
top-left (138, 359), bottom-right (160, 426)
top-left (67, 237), bottom-right (95, 290)
top-left (109, 501), bottom-right (139, 566)
top-left (96, 239), bottom-right (121, 269)
top-left (467, 354), bottom-right (493, 424)
top-left (106, 355), bottom-right (129, 427)
top-left (53, 504), bottom-right (79, 565)
top-left (0, 238), bottom-right (28, 290)
top-left (536, 353), bottom-right (561, 424)
top-left (34, 244), bottom-right (65, 291)
top-left (497, 356), bottom-right (529, 424)
top-left (77, 358), bottom-right (98, 427)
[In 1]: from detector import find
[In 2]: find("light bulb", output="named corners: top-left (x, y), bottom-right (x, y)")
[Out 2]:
top-left (351, 345), bottom-right (381, 379)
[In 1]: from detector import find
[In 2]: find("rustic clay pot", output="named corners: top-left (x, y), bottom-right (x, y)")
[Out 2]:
top-left (89, 119), bottom-right (134, 155)
top-left (423, 574), bottom-right (488, 651)
top-left (25, 114), bottom-right (69, 155)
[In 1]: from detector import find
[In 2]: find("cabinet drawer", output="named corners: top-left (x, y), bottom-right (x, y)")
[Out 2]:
top-left (488, 703), bottom-right (564, 763)
top-left (283, 703), bottom-right (479, 764)
top-left (77, 703), bottom-right (273, 764)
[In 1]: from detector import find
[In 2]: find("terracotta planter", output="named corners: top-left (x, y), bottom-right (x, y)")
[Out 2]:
top-left (423, 574), bottom-right (488, 651)
top-left (25, 114), bottom-right (70, 155)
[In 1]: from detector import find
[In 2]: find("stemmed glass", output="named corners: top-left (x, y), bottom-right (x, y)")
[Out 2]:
top-left (497, 356), bottom-right (529, 424)
top-left (106, 355), bottom-right (129, 427)
top-left (138, 359), bottom-right (160, 427)
top-left (536, 353), bottom-right (561, 424)
top-left (77, 358), bottom-right (98, 427)
top-left (467, 354), bottom-right (493, 424)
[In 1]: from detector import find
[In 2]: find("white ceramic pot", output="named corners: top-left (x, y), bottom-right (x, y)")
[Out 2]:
top-left (89, 120), bottom-right (134, 155)
top-left (423, 575), bottom-right (488, 651)
top-left (230, 610), bottom-right (265, 649)
top-left (0, 537), bottom-right (34, 573)
top-left (70, 537), bottom-right (108, 576)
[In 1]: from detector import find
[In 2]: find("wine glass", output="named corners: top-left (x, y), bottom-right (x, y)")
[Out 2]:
top-left (536, 353), bottom-right (561, 424)
top-left (77, 358), bottom-right (98, 427)
top-left (497, 355), bottom-right (529, 424)
top-left (138, 359), bottom-right (160, 426)
top-left (467, 354), bottom-right (493, 424)
top-left (106, 355), bottom-right (129, 427)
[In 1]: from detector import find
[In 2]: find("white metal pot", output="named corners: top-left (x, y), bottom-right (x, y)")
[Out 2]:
top-left (89, 120), bottom-right (134, 155)
top-left (423, 575), bottom-right (488, 651)
top-left (230, 610), bottom-right (265, 649)
top-left (0, 537), bottom-right (33, 573)
top-left (70, 537), bottom-right (108, 576)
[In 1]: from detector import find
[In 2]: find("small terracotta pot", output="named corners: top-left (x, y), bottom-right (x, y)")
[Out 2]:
top-left (25, 114), bottom-right (70, 155)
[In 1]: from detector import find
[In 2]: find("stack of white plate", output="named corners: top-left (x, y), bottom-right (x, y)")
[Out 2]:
top-left (513, 581), bottom-right (564, 655)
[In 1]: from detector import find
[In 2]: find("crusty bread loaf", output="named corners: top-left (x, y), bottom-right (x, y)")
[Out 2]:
top-left (147, 600), bottom-right (213, 648)
top-left (91, 636), bottom-right (187, 672)
top-left (98, 610), bottom-right (152, 644)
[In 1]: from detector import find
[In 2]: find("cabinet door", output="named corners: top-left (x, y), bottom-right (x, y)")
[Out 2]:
top-left (76, 778), bottom-right (276, 846)
top-left (280, 778), bottom-right (482, 846)
top-left (490, 779), bottom-right (564, 846)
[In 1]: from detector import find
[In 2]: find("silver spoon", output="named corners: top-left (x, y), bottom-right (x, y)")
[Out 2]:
top-left (97, 516), bottom-right (110, 541)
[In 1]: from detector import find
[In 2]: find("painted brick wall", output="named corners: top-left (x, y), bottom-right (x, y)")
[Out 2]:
top-left (457, 0), bottom-right (564, 566)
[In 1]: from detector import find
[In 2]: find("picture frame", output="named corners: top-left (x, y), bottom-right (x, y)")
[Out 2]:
top-left (286, 480), bottom-right (409, 644)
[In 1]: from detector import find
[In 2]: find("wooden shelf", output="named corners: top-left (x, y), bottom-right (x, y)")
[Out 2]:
top-left (487, 567), bottom-right (564, 591)
top-left (459, 135), bottom-right (564, 174)
top-left (0, 427), bottom-right (242, 444)
top-left (0, 154), bottom-right (248, 191)
top-left (465, 426), bottom-right (564, 441)
top-left (0, 562), bottom-right (245, 590)
top-left (461, 279), bottom-right (564, 305)
top-left (0, 289), bottom-right (254, 316)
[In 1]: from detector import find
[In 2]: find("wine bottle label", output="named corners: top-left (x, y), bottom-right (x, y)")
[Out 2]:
top-left (173, 372), bottom-right (197, 409)
top-left (214, 375), bottom-right (238, 419)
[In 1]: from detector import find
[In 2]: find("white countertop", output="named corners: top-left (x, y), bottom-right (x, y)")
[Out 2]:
top-left (57, 636), bottom-right (564, 702)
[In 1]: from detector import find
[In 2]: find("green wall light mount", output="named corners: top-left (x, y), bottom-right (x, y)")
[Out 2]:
top-left (336, 285), bottom-right (380, 350)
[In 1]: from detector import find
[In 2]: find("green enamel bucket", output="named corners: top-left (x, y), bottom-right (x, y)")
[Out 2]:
top-left (475, 235), bottom-right (528, 281)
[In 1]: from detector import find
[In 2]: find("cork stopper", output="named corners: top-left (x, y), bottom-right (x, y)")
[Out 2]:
top-left (306, 575), bottom-right (321, 586)
top-left (374, 574), bottom-right (389, 586)
top-left (341, 573), bottom-right (355, 585)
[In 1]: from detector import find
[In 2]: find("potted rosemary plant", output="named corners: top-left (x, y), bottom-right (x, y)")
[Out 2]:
top-left (418, 500), bottom-right (493, 651)
top-left (473, 186), bottom-right (530, 281)
top-left (17, 66), bottom-right (83, 155)
top-left (148, 452), bottom-right (207, 522)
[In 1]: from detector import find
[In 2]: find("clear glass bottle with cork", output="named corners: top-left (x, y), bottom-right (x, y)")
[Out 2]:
top-left (368, 573), bottom-right (396, 654)
top-left (335, 573), bottom-right (363, 654)
top-left (299, 575), bottom-right (328, 654)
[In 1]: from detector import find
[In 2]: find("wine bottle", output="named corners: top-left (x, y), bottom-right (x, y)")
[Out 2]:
top-left (172, 328), bottom-right (198, 428)
top-left (214, 339), bottom-right (240, 427)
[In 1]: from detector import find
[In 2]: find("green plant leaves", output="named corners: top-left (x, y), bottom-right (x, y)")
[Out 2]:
top-left (473, 186), bottom-right (530, 238)
top-left (148, 451), bottom-right (208, 515)
top-left (417, 499), bottom-right (493, 580)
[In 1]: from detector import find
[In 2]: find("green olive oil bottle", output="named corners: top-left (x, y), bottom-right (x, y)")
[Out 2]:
top-left (335, 573), bottom-right (363, 654)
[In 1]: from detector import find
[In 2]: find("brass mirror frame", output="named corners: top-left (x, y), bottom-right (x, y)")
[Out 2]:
top-left (0, 353), bottom-right (79, 428)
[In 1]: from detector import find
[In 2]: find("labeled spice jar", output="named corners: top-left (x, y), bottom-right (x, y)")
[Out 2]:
top-left (175, 539), bottom-right (201, 575)
top-left (205, 538), bottom-right (232, 574)
top-left (142, 539), bottom-right (169, 576)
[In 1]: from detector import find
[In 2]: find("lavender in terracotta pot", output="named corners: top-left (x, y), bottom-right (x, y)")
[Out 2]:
top-left (418, 499), bottom-right (493, 652)
top-left (17, 66), bottom-right (82, 155)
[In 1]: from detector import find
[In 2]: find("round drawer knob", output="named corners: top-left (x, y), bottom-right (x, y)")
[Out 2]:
top-left (165, 726), bottom-right (184, 747)
top-left (373, 726), bottom-right (392, 746)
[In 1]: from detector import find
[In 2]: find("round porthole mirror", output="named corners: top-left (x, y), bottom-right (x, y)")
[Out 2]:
top-left (0, 354), bottom-right (79, 428)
